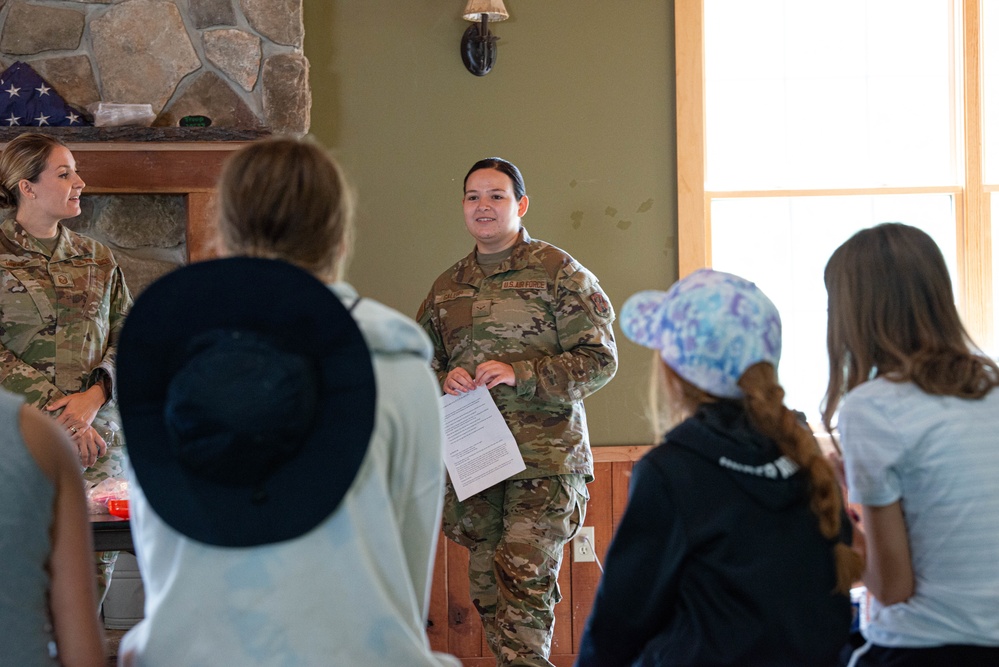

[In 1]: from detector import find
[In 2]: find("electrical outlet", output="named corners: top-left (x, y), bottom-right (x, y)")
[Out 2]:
top-left (573, 526), bottom-right (596, 562)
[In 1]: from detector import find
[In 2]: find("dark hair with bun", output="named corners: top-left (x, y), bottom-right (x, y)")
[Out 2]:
top-left (464, 157), bottom-right (526, 200)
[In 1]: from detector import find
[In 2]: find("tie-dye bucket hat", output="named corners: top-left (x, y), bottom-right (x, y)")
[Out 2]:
top-left (619, 268), bottom-right (781, 399)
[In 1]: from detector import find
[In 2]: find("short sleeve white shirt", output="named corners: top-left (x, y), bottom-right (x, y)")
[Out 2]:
top-left (840, 378), bottom-right (999, 647)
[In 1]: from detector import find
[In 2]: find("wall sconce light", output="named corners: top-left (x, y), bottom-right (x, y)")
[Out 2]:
top-left (460, 0), bottom-right (509, 76)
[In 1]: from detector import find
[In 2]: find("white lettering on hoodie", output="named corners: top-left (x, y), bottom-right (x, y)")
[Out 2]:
top-left (717, 455), bottom-right (799, 479)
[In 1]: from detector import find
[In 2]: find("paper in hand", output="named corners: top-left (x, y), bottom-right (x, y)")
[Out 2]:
top-left (441, 385), bottom-right (525, 501)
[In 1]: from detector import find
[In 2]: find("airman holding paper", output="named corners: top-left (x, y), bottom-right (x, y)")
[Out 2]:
top-left (417, 157), bottom-right (617, 667)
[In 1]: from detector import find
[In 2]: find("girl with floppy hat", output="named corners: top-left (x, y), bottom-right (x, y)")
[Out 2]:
top-left (115, 137), bottom-right (460, 667)
top-left (576, 269), bottom-right (862, 666)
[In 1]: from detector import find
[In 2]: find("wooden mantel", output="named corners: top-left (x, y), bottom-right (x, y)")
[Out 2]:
top-left (66, 141), bottom-right (252, 262)
top-left (0, 127), bottom-right (270, 262)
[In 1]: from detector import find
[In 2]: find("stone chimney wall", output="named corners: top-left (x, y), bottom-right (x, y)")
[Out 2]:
top-left (0, 0), bottom-right (310, 295)
top-left (0, 0), bottom-right (309, 134)
top-left (67, 193), bottom-right (187, 295)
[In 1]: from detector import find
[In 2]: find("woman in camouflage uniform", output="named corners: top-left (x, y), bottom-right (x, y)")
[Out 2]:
top-left (418, 157), bottom-right (618, 667)
top-left (0, 132), bottom-right (132, 606)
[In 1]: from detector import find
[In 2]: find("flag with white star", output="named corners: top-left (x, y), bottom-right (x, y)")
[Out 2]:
top-left (0, 61), bottom-right (90, 127)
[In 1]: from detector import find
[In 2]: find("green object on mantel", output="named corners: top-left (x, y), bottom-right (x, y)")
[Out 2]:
top-left (180, 115), bottom-right (212, 128)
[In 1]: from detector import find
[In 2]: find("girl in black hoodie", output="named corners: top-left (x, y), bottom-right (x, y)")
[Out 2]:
top-left (576, 269), bottom-right (862, 667)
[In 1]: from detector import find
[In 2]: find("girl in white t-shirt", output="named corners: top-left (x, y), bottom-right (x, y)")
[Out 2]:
top-left (823, 222), bottom-right (999, 666)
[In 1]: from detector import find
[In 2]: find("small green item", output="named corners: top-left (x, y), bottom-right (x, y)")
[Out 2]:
top-left (180, 115), bottom-right (212, 127)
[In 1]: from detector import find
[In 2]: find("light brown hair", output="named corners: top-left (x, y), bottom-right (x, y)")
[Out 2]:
top-left (0, 132), bottom-right (68, 210)
top-left (658, 360), bottom-right (863, 594)
top-left (217, 136), bottom-right (355, 283)
top-left (647, 353), bottom-right (713, 436)
top-left (821, 223), bottom-right (999, 433)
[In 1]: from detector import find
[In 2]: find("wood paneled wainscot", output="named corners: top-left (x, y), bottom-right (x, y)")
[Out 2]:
top-left (426, 445), bottom-right (652, 667)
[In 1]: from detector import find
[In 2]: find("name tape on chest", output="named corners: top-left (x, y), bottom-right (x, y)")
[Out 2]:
top-left (435, 281), bottom-right (549, 305)
top-left (435, 289), bottom-right (476, 304)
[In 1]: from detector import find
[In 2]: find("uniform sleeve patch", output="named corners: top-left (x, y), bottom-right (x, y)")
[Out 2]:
top-left (589, 292), bottom-right (612, 319)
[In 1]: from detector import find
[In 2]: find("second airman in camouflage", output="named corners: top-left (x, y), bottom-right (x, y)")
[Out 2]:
top-left (0, 133), bottom-right (132, 606)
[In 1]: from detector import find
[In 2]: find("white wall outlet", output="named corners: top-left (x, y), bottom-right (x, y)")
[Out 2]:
top-left (573, 526), bottom-right (596, 562)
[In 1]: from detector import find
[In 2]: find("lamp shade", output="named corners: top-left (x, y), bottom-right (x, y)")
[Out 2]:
top-left (462, 0), bottom-right (509, 22)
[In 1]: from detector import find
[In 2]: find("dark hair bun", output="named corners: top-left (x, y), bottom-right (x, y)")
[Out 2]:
top-left (0, 185), bottom-right (17, 210)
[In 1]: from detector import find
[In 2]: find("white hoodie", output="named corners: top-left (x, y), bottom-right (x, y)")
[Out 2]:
top-left (119, 283), bottom-right (459, 667)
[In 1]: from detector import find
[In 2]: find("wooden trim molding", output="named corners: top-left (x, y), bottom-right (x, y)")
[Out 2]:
top-left (592, 444), bottom-right (653, 462)
top-left (961, 0), bottom-right (993, 349)
top-left (675, 0), bottom-right (708, 278)
top-left (67, 142), bottom-right (247, 194)
top-left (707, 185), bottom-right (963, 199)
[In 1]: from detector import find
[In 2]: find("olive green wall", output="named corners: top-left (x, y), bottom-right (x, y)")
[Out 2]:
top-left (303, 1), bottom-right (677, 446)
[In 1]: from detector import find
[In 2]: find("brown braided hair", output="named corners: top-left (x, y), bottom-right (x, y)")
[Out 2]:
top-left (738, 362), bottom-right (863, 594)
top-left (658, 360), bottom-right (862, 594)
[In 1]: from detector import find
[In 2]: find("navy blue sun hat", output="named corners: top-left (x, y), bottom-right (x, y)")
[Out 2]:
top-left (117, 257), bottom-right (376, 548)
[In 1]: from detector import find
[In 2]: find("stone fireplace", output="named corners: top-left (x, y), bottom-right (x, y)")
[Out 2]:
top-left (62, 136), bottom-right (253, 293)
top-left (0, 0), bottom-right (310, 295)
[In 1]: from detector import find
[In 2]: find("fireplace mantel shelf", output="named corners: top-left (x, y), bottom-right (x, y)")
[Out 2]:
top-left (0, 126), bottom-right (270, 191)
top-left (0, 127), bottom-right (270, 261)
top-left (0, 126), bottom-right (270, 143)
top-left (65, 141), bottom-right (253, 195)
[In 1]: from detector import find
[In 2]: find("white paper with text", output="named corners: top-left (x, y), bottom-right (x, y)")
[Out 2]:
top-left (442, 385), bottom-right (525, 501)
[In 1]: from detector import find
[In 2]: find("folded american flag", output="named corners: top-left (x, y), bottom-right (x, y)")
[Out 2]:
top-left (0, 61), bottom-right (90, 127)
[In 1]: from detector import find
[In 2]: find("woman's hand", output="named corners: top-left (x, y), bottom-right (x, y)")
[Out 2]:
top-left (444, 361), bottom-right (515, 395)
top-left (45, 385), bottom-right (105, 435)
top-left (444, 368), bottom-right (476, 396)
top-left (828, 449), bottom-right (865, 550)
top-left (475, 361), bottom-right (515, 389)
top-left (72, 425), bottom-right (107, 468)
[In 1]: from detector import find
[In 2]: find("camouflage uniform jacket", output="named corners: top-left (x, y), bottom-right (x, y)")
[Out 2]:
top-left (418, 227), bottom-right (617, 480)
top-left (0, 217), bottom-right (131, 448)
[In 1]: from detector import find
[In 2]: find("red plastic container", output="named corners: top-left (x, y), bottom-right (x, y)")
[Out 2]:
top-left (107, 499), bottom-right (130, 519)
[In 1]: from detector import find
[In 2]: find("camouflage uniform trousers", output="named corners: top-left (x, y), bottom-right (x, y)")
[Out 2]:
top-left (84, 436), bottom-right (127, 611)
top-left (443, 474), bottom-right (588, 667)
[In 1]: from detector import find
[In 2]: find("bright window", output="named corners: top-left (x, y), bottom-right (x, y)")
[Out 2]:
top-left (677, 0), bottom-right (994, 423)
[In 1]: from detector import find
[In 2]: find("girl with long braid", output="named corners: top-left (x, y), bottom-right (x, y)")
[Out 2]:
top-left (576, 269), bottom-right (861, 667)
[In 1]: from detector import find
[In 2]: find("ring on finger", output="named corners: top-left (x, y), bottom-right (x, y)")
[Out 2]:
top-left (69, 426), bottom-right (78, 435)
